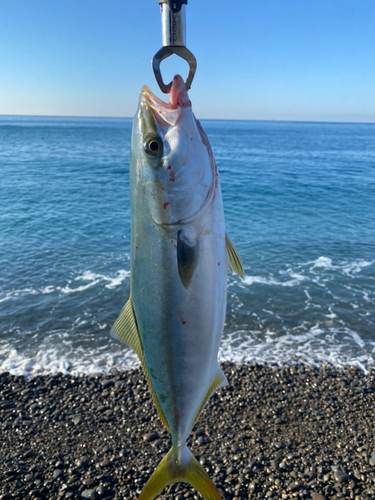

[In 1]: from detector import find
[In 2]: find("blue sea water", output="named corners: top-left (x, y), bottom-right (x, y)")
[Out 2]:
top-left (0, 115), bottom-right (374, 376)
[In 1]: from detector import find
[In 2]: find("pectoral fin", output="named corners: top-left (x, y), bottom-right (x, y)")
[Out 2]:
top-left (177, 230), bottom-right (199, 288)
top-left (111, 298), bottom-right (170, 431)
top-left (225, 232), bottom-right (244, 279)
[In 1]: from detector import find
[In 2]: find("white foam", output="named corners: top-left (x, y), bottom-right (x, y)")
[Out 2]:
top-left (342, 260), bottom-right (374, 275)
top-left (1, 256), bottom-right (373, 377)
top-left (243, 273), bottom-right (305, 287)
top-left (217, 322), bottom-right (375, 373)
top-left (0, 269), bottom-right (130, 300)
top-left (0, 343), bottom-right (140, 378)
top-left (104, 270), bottom-right (129, 289)
top-left (1, 319), bottom-right (374, 378)
top-left (309, 257), bottom-right (374, 276)
top-left (0, 288), bottom-right (38, 303)
top-left (60, 270), bottom-right (130, 293)
top-left (60, 279), bottom-right (100, 294)
top-left (312, 256), bottom-right (334, 269)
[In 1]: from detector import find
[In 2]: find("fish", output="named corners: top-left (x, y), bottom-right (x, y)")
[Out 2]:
top-left (111, 74), bottom-right (244, 500)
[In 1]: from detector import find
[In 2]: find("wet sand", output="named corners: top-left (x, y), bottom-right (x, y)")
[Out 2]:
top-left (1, 362), bottom-right (375, 500)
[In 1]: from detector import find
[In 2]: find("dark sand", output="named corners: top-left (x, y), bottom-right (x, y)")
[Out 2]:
top-left (1, 362), bottom-right (375, 500)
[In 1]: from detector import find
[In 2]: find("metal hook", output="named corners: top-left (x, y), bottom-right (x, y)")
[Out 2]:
top-left (152, 1), bottom-right (197, 93)
top-left (152, 46), bottom-right (197, 94)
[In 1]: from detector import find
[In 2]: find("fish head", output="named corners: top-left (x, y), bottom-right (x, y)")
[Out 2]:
top-left (132, 75), bottom-right (217, 227)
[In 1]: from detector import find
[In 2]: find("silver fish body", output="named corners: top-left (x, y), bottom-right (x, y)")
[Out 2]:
top-left (112, 75), bottom-right (243, 500)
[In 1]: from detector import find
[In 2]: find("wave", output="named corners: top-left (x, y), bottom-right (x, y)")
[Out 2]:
top-left (241, 257), bottom-right (374, 288)
top-left (0, 345), bottom-right (140, 378)
top-left (242, 273), bottom-right (305, 287)
top-left (309, 256), bottom-right (374, 275)
top-left (0, 269), bottom-right (130, 302)
top-left (1, 320), bottom-right (374, 378)
top-left (0, 256), bottom-right (373, 377)
top-left (0, 288), bottom-right (38, 304)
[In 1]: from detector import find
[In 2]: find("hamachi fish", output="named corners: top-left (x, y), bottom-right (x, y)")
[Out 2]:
top-left (112, 75), bottom-right (243, 500)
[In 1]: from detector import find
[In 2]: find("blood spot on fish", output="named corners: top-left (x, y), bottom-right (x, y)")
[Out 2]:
top-left (178, 309), bottom-right (186, 325)
top-left (163, 202), bottom-right (169, 209)
top-left (218, 262), bottom-right (220, 266)
top-left (169, 171), bottom-right (175, 182)
top-left (167, 165), bottom-right (171, 170)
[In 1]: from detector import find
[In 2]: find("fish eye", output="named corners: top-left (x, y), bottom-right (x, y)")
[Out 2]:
top-left (144, 136), bottom-right (163, 157)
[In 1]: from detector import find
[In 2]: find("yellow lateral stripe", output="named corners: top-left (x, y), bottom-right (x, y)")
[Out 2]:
top-left (225, 233), bottom-right (244, 279)
top-left (111, 298), bottom-right (170, 431)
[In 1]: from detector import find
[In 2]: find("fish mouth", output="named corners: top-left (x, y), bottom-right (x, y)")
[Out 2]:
top-left (140, 75), bottom-right (191, 127)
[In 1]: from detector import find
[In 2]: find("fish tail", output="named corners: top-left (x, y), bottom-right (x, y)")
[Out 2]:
top-left (138, 445), bottom-right (221, 500)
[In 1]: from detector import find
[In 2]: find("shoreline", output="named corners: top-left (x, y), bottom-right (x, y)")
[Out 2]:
top-left (2, 354), bottom-right (374, 380)
top-left (1, 362), bottom-right (375, 500)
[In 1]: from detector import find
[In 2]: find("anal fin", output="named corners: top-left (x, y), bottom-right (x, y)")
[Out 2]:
top-left (111, 298), bottom-right (170, 431)
top-left (193, 366), bottom-right (228, 425)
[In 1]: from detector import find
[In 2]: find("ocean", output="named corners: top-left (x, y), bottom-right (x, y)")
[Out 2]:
top-left (0, 115), bottom-right (374, 376)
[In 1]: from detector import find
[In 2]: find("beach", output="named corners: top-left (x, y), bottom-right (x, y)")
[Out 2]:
top-left (1, 362), bottom-right (375, 500)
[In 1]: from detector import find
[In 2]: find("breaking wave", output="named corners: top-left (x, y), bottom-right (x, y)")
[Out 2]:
top-left (1, 256), bottom-right (374, 377)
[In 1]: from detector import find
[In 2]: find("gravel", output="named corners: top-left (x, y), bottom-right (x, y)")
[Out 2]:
top-left (1, 362), bottom-right (375, 499)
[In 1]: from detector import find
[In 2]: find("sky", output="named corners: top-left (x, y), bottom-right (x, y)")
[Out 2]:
top-left (0, 0), bottom-right (374, 122)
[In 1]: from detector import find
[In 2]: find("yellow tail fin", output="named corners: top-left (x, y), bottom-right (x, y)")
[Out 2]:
top-left (138, 446), bottom-right (221, 500)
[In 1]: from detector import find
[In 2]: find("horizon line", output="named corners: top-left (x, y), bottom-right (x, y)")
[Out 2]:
top-left (0, 113), bottom-right (374, 126)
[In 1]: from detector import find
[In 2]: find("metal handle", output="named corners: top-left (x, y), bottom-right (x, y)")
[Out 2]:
top-left (158, 0), bottom-right (187, 14)
top-left (152, 0), bottom-right (197, 93)
top-left (161, 3), bottom-right (186, 47)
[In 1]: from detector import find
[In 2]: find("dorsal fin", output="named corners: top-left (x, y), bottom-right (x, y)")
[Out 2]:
top-left (111, 298), bottom-right (170, 430)
top-left (225, 232), bottom-right (244, 279)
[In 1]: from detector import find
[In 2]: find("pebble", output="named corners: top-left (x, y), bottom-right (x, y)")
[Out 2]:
top-left (1, 362), bottom-right (375, 500)
top-left (101, 379), bottom-right (114, 387)
top-left (28, 491), bottom-right (41, 498)
top-left (289, 481), bottom-right (300, 492)
top-left (143, 432), bottom-right (159, 442)
top-left (334, 470), bottom-right (349, 483)
top-left (82, 479), bottom-right (96, 487)
top-left (96, 485), bottom-right (105, 495)
top-left (99, 459), bottom-right (111, 467)
top-left (81, 489), bottom-right (98, 500)
top-left (196, 436), bottom-right (205, 445)
top-left (52, 469), bottom-right (63, 480)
